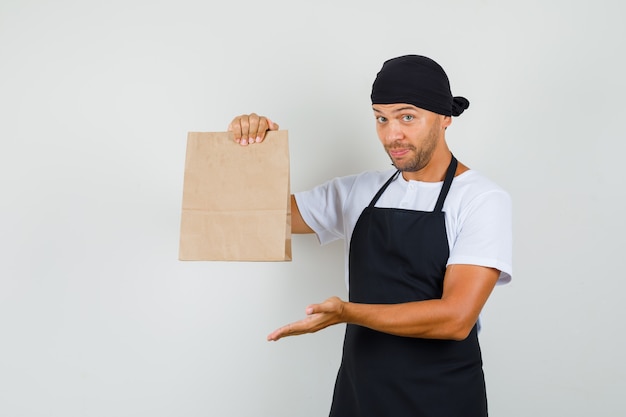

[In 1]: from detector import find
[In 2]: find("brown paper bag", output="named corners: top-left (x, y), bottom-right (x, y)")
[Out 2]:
top-left (179, 131), bottom-right (291, 261)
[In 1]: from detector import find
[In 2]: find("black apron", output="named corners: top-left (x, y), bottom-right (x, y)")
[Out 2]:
top-left (329, 156), bottom-right (487, 417)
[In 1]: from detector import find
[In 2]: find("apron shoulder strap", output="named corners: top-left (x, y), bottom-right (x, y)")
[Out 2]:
top-left (434, 155), bottom-right (458, 212)
top-left (368, 170), bottom-right (400, 208)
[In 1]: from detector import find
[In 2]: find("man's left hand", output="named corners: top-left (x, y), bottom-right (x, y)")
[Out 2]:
top-left (267, 296), bottom-right (345, 342)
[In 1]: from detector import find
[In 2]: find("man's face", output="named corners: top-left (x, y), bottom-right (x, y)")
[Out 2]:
top-left (373, 103), bottom-right (450, 173)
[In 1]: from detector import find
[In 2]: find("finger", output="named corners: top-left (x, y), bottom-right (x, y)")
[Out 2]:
top-left (267, 317), bottom-right (314, 341)
top-left (230, 113), bottom-right (256, 146)
top-left (242, 113), bottom-right (261, 145)
top-left (305, 304), bottom-right (318, 315)
top-left (228, 118), bottom-right (243, 144)
top-left (235, 114), bottom-right (252, 146)
top-left (267, 323), bottom-right (294, 342)
top-left (229, 114), bottom-right (279, 145)
top-left (305, 298), bottom-right (333, 315)
top-left (255, 118), bottom-right (279, 143)
top-left (250, 115), bottom-right (275, 144)
top-left (267, 325), bottom-right (285, 341)
top-left (267, 118), bottom-right (279, 131)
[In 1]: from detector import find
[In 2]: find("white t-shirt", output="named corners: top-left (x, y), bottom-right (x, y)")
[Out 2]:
top-left (295, 168), bottom-right (513, 289)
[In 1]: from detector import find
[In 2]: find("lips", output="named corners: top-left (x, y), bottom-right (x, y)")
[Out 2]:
top-left (388, 147), bottom-right (411, 158)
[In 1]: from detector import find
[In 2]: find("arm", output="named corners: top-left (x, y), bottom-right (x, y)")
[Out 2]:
top-left (342, 264), bottom-right (499, 340)
top-left (291, 195), bottom-right (314, 234)
top-left (267, 264), bottom-right (500, 341)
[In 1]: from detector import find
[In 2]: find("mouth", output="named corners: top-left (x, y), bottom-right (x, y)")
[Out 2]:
top-left (388, 147), bottom-right (412, 159)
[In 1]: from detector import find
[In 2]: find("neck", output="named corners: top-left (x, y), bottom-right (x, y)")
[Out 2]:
top-left (401, 144), bottom-right (454, 182)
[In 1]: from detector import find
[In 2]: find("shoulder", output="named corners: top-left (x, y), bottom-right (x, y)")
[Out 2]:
top-left (295, 169), bottom-right (397, 216)
top-left (444, 170), bottom-right (512, 235)
top-left (307, 168), bottom-right (397, 195)
top-left (335, 168), bottom-right (397, 185)
top-left (446, 170), bottom-right (513, 284)
top-left (449, 170), bottom-right (511, 207)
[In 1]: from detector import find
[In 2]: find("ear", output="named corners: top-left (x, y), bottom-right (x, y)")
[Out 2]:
top-left (441, 115), bottom-right (452, 130)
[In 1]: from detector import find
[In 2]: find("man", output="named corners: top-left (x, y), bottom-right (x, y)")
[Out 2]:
top-left (228, 55), bottom-right (512, 417)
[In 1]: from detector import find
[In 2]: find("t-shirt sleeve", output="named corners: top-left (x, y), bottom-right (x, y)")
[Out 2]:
top-left (447, 189), bottom-right (513, 284)
top-left (294, 175), bottom-right (359, 245)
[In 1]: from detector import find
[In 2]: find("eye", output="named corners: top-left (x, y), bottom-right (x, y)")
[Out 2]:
top-left (376, 116), bottom-right (388, 123)
top-left (402, 114), bottom-right (414, 122)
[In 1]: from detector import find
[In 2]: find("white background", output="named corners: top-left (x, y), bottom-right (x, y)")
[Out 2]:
top-left (1, 1), bottom-right (625, 416)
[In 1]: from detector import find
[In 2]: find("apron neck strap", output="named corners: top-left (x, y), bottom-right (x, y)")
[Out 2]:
top-left (367, 154), bottom-right (458, 210)
top-left (433, 154), bottom-right (458, 212)
top-left (368, 170), bottom-right (401, 208)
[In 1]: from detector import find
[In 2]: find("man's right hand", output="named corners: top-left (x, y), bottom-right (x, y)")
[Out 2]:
top-left (227, 113), bottom-right (279, 146)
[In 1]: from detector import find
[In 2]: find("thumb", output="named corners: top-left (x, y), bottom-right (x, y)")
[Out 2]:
top-left (267, 118), bottom-right (280, 131)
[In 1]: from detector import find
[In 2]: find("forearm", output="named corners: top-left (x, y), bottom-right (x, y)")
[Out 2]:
top-left (267, 266), bottom-right (498, 342)
top-left (342, 299), bottom-right (477, 341)
top-left (342, 265), bottom-right (499, 340)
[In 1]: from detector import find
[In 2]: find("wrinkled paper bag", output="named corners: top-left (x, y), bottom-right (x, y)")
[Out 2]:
top-left (179, 131), bottom-right (291, 261)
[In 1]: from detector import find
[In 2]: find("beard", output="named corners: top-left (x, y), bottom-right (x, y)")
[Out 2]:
top-left (385, 127), bottom-right (439, 172)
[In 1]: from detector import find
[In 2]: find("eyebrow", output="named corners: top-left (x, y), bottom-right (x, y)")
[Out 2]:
top-left (372, 106), bottom-right (418, 114)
